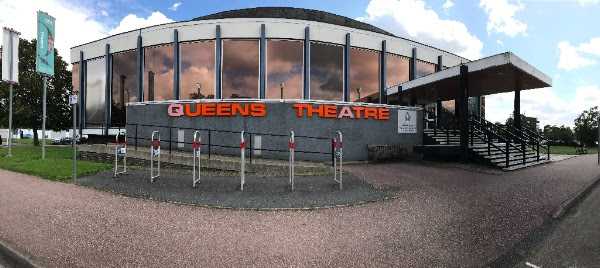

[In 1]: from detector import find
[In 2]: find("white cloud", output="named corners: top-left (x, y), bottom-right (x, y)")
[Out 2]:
top-left (485, 85), bottom-right (600, 127)
top-left (479, 0), bottom-right (527, 37)
top-left (578, 37), bottom-right (600, 56)
top-left (577, 0), bottom-right (600, 6)
top-left (169, 2), bottom-right (182, 11)
top-left (0, 0), bottom-right (108, 64)
top-left (0, 0), bottom-right (174, 64)
top-left (557, 38), bottom-right (600, 70)
top-left (442, 0), bottom-right (454, 10)
top-left (109, 11), bottom-right (174, 35)
top-left (358, 0), bottom-right (483, 60)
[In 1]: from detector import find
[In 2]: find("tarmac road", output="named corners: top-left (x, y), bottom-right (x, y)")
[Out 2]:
top-left (517, 182), bottom-right (600, 267)
top-left (0, 155), bottom-right (598, 267)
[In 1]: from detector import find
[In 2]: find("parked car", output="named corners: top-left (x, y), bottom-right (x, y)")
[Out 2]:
top-left (52, 137), bottom-right (73, 145)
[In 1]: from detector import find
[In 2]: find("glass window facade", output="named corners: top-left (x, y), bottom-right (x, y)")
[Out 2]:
top-left (144, 44), bottom-right (174, 101)
top-left (180, 40), bottom-right (215, 100)
top-left (310, 42), bottom-right (343, 101)
top-left (221, 39), bottom-right (259, 99)
top-left (416, 60), bottom-right (436, 78)
top-left (111, 50), bottom-right (138, 127)
top-left (349, 47), bottom-right (380, 103)
top-left (442, 100), bottom-right (455, 114)
top-left (85, 57), bottom-right (106, 128)
top-left (385, 53), bottom-right (410, 88)
top-left (266, 40), bottom-right (303, 99)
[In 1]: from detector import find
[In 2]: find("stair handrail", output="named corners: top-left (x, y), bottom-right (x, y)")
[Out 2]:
top-left (423, 109), bottom-right (459, 130)
top-left (469, 119), bottom-right (508, 152)
top-left (469, 114), bottom-right (549, 161)
top-left (469, 117), bottom-right (530, 167)
top-left (503, 120), bottom-right (551, 161)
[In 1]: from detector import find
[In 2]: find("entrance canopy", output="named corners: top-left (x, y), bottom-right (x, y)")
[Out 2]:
top-left (387, 52), bottom-right (552, 104)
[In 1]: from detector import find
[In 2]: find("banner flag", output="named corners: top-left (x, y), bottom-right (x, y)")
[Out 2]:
top-left (36, 11), bottom-right (55, 76)
top-left (1, 27), bottom-right (20, 83)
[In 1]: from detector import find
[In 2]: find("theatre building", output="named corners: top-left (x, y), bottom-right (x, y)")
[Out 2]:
top-left (71, 7), bottom-right (551, 169)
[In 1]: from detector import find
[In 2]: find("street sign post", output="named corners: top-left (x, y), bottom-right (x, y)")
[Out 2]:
top-left (36, 11), bottom-right (56, 159)
top-left (70, 93), bottom-right (78, 182)
top-left (2, 27), bottom-right (20, 157)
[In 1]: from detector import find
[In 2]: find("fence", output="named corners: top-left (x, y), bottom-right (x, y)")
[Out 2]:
top-left (116, 123), bottom-right (335, 164)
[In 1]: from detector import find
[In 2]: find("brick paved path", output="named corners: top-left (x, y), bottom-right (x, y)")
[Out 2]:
top-left (0, 155), bottom-right (598, 267)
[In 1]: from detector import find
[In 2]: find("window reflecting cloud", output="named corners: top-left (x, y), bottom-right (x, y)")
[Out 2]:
top-left (349, 48), bottom-right (379, 103)
top-left (386, 53), bottom-right (409, 88)
top-left (111, 50), bottom-right (137, 126)
top-left (222, 39), bottom-right (259, 99)
top-left (310, 42), bottom-right (343, 101)
top-left (266, 40), bottom-right (303, 99)
top-left (85, 57), bottom-right (106, 128)
top-left (144, 44), bottom-right (174, 101)
top-left (180, 40), bottom-right (215, 100)
top-left (416, 60), bottom-right (436, 78)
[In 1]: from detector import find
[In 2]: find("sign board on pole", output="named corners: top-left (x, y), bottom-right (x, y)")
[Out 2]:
top-left (69, 95), bottom-right (78, 105)
top-left (398, 110), bottom-right (417, 134)
top-left (36, 11), bottom-right (55, 76)
top-left (2, 27), bottom-right (20, 83)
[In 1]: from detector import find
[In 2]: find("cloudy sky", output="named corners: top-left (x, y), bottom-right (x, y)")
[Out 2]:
top-left (1, 0), bottom-right (599, 127)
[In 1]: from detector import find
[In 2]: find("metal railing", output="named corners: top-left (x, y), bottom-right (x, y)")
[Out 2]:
top-left (471, 114), bottom-right (550, 162)
top-left (115, 123), bottom-right (335, 165)
top-left (422, 109), bottom-right (550, 167)
top-left (422, 110), bottom-right (459, 145)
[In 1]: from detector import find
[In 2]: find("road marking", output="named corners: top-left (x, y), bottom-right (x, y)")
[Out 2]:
top-left (525, 261), bottom-right (541, 268)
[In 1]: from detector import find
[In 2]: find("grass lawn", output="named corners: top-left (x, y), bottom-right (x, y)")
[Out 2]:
top-left (0, 145), bottom-right (111, 181)
top-left (550, 145), bottom-right (599, 155)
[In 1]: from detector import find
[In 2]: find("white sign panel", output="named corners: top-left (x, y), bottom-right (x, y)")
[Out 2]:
top-left (2, 28), bottom-right (20, 83)
top-left (69, 95), bottom-right (78, 104)
top-left (398, 110), bottom-right (417, 134)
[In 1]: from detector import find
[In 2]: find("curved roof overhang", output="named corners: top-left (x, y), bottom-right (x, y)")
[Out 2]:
top-left (387, 52), bottom-right (552, 104)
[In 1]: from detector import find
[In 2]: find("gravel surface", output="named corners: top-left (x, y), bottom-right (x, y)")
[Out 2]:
top-left (77, 169), bottom-right (394, 209)
top-left (0, 155), bottom-right (598, 267)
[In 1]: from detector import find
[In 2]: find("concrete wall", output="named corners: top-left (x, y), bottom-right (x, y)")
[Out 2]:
top-left (126, 100), bottom-right (423, 161)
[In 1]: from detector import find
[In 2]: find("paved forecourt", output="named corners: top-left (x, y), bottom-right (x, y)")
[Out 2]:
top-left (77, 169), bottom-right (397, 209)
top-left (0, 155), bottom-right (598, 267)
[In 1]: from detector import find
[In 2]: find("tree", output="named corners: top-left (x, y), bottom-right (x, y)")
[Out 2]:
top-left (574, 106), bottom-right (599, 147)
top-left (506, 114), bottom-right (539, 133)
top-left (543, 124), bottom-right (575, 145)
top-left (0, 38), bottom-right (72, 145)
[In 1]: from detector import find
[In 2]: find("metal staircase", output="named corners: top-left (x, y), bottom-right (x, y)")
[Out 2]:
top-left (423, 111), bottom-right (550, 171)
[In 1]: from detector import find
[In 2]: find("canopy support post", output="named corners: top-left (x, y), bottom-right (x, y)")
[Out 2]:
top-left (459, 65), bottom-right (469, 162)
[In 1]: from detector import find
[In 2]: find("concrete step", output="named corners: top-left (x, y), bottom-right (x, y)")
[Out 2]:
top-left (501, 159), bottom-right (550, 171)
top-left (483, 152), bottom-right (542, 161)
top-left (488, 155), bottom-right (546, 164)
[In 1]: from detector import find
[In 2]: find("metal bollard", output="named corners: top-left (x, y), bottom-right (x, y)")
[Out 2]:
top-left (289, 130), bottom-right (295, 191)
top-left (150, 131), bottom-right (161, 183)
top-left (113, 130), bottom-right (127, 177)
top-left (333, 130), bottom-right (343, 190)
top-left (192, 131), bottom-right (202, 188)
top-left (240, 131), bottom-right (246, 191)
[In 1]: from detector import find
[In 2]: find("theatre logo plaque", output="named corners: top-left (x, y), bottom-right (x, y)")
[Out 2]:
top-left (398, 110), bottom-right (417, 134)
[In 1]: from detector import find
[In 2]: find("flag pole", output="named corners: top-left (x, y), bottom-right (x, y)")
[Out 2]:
top-left (42, 75), bottom-right (47, 159)
top-left (8, 83), bottom-right (13, 157)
